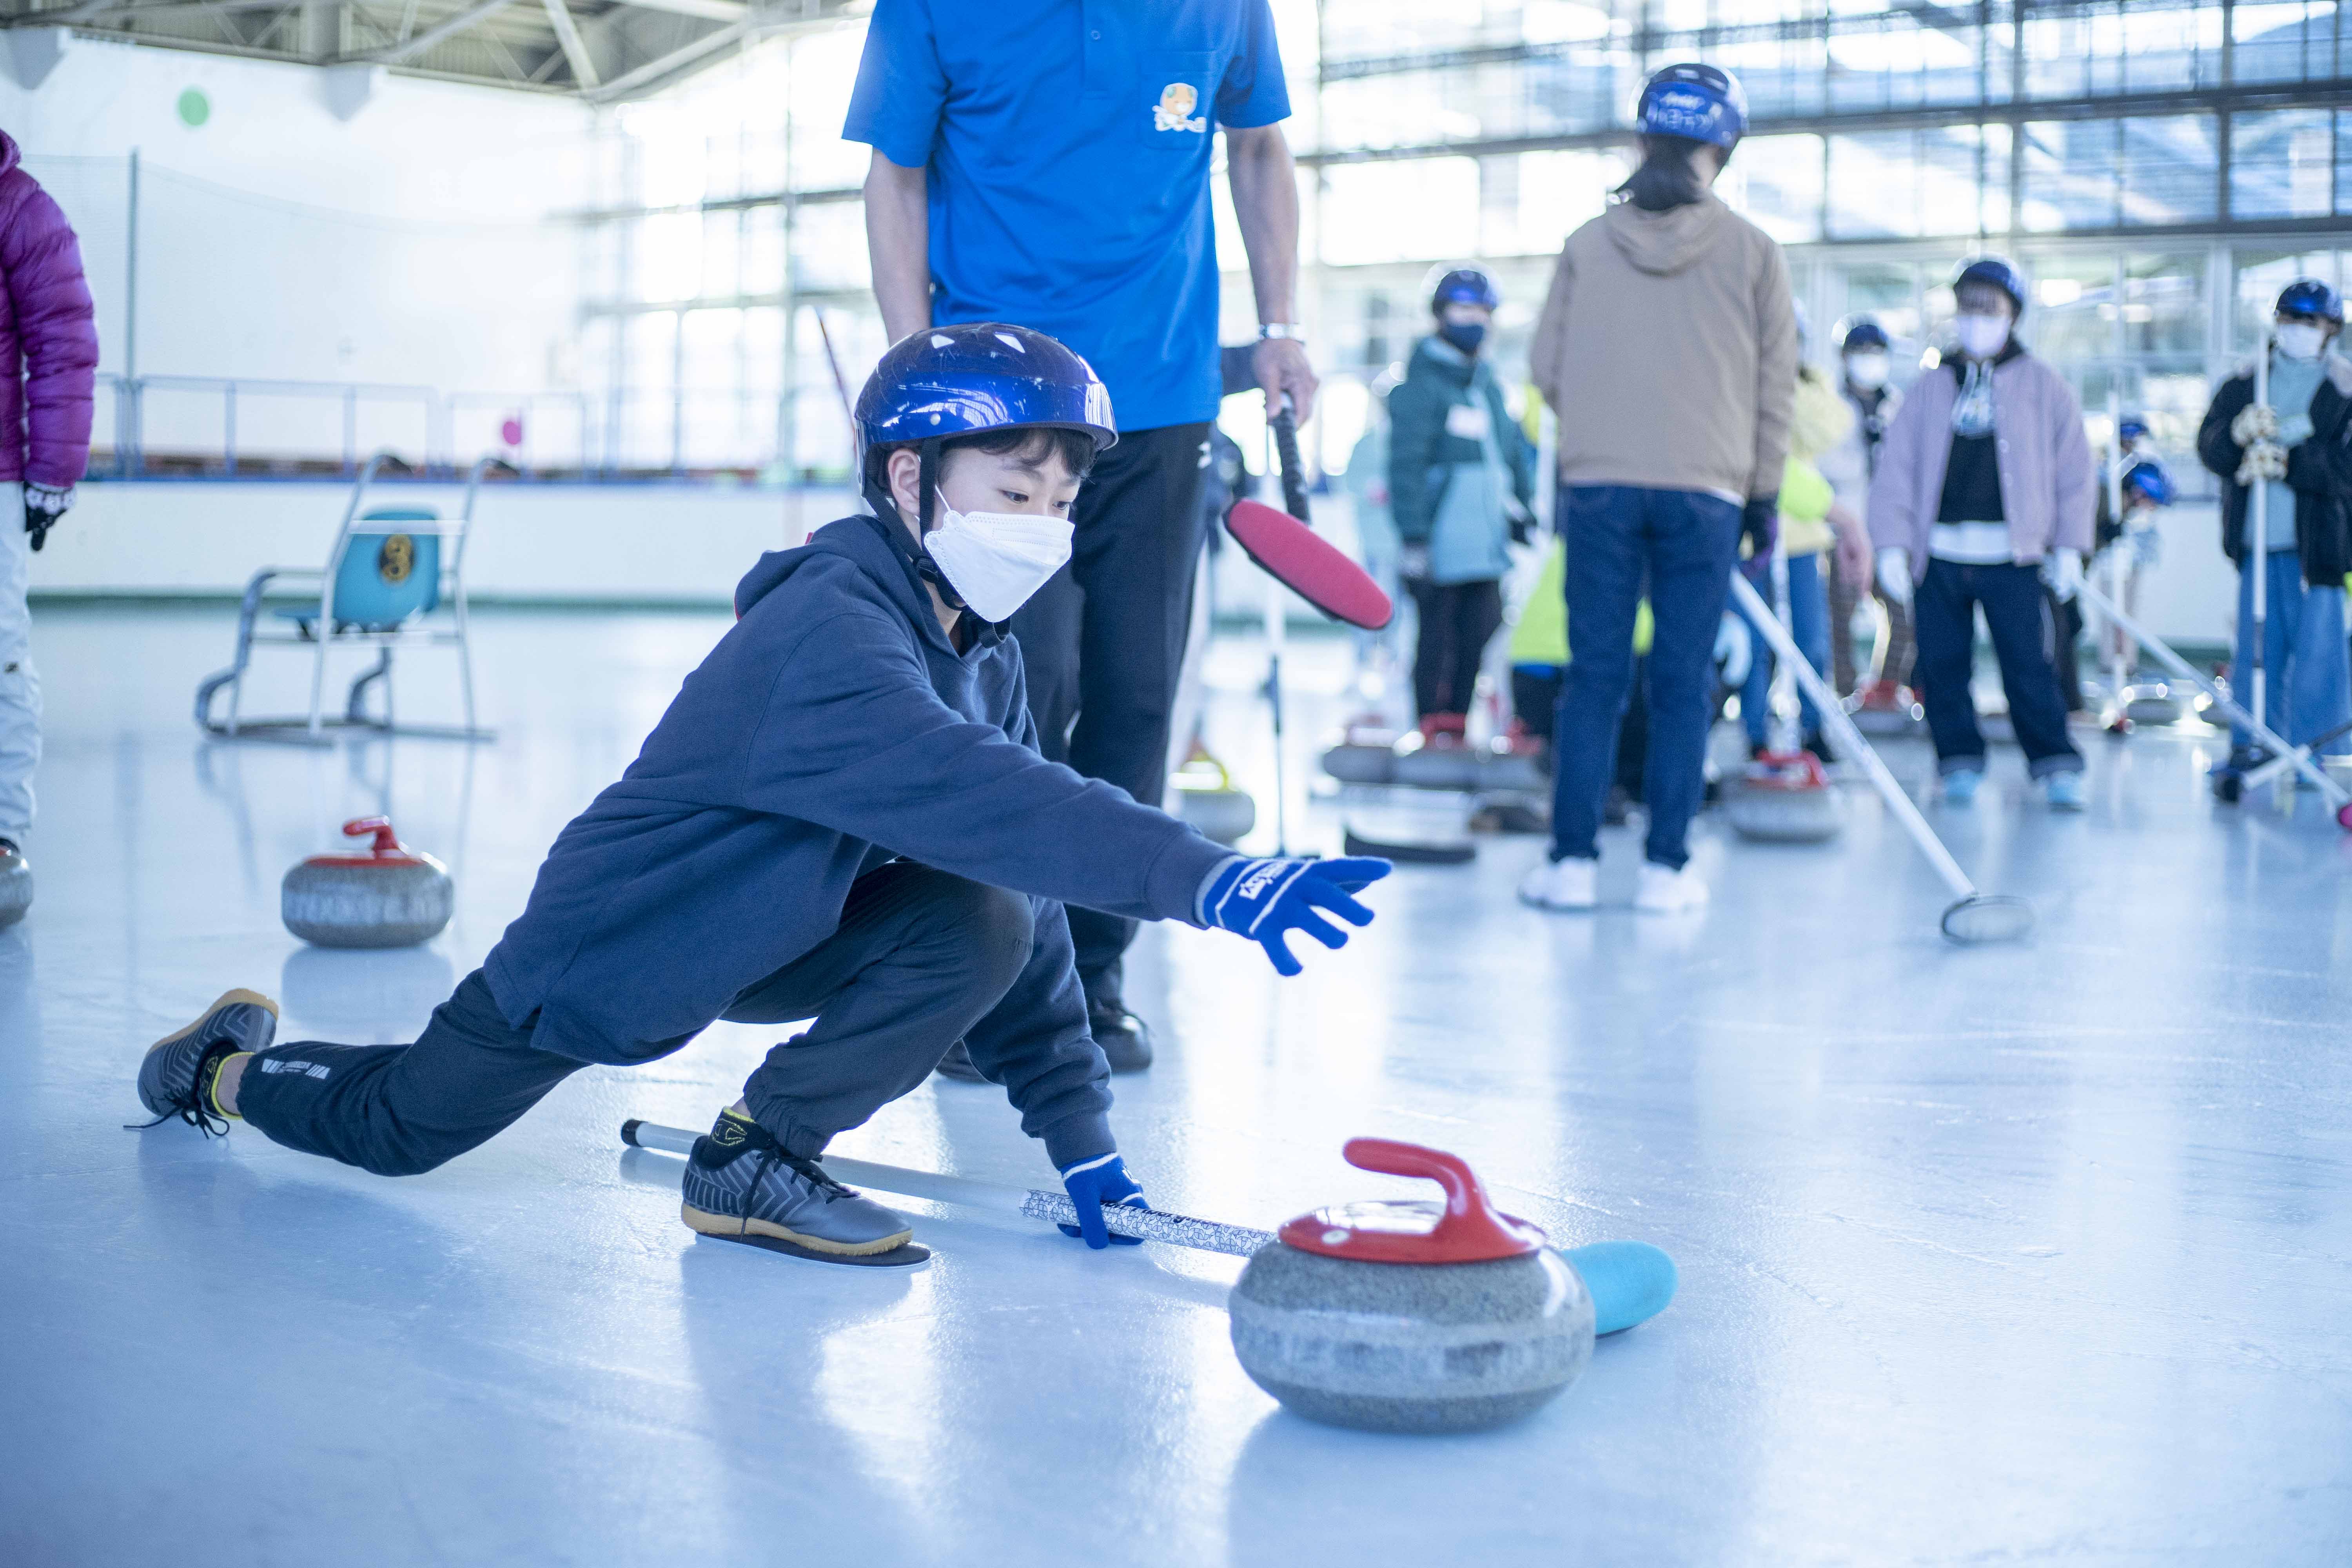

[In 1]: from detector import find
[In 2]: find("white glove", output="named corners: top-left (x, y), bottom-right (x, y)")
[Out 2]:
top-left (2236, 441), bottom-right (2287, 485)
top-left (2231, 403), bottom-right (2280, 446)
top-left (2040, 547), bottom-right (2083, 603)
top-left (1876, 546), bottom-right (1913, 606)
top-left (2278, 412), bottom-right (2315, 448)
top-left (1713, 613), bottom-right (1752, 690)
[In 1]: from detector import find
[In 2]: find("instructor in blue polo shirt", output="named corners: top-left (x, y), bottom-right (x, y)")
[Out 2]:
top-left (848, 0), bottom-right (1315, 1074)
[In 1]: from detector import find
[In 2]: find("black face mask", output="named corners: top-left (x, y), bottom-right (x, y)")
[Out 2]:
top-left (1438, 320), bottom-right (1486, 355)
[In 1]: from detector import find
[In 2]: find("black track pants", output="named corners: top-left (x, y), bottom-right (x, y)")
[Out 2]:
top-left (1008, 421), bottom-right (1212, 1005)
top-left (239, 865), bottom-right (1044, 1176)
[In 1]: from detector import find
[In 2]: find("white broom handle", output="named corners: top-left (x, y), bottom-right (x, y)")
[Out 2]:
top-left (2073, 577), bottom-right (2345, 804)
top-left (619, 1120), bottom-right (1277, 1258)
top-left (2251, 339), bottom-right (2269, 732)
top-left (1728, 572), bottom-right (1978, 901)
top-left (2106, 390), bottom-right (2128, 698)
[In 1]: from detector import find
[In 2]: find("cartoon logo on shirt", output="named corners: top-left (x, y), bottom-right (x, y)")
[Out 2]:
top-left (1153, 82), bottom-right (1207, 134)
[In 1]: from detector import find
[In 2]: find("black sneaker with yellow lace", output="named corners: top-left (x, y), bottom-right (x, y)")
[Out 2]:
top-left (131, 989), bottom-right (280, 1135)
top-left (679, 1107), bottom-right (926, 1266)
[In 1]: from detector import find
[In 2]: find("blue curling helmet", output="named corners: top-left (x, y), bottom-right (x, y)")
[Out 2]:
top-left (1635, 62), bottom-right (1748, 149)
top-left (2122, 457), bottom-right (2173, 507)
top-left (1428, 265), bottom-right (1501, 313)
top-left (1837, 314), bottom-right (1891, 353)
top-left (2119, 414), bottom-right (2150, 446)
top-left (1954, 256), bottom-right (2029, 315)
top-left (857, 321), bottom-right (1116, 460)
top-left (2275, 277), bottom-right (2344, 324)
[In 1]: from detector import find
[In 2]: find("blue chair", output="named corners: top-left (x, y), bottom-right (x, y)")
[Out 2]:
top-left (196, 451), bottom-right (499, 742)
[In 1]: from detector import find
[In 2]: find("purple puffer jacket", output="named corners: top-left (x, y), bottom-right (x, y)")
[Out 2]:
top-left (1866, 347), bottom-right (2095, 577)
top-left (0, 131), bottom-right (98, 486)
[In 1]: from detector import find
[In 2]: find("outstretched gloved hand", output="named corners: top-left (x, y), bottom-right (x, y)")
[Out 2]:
top-left (1201, 855), bottom-right (1390, 976)
top-left (1713, 613), bottom-right (1752, 690)
top-left (2040, 547), bottom-right (2083, 603)
top-left (2230, 402), bottom-right (2279, 446)
top-left (1738, 497), bottom-right (1779, 582)
top-left (1876, 546), bottom-right (1914, 606)
top-left (1057, 1152), bottom-right (1147, 1249)
top-left (22, 482), bottom-right (71, 553)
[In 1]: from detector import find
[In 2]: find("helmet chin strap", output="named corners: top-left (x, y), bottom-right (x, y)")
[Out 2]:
top-left (866, 437), bottom-right (973, 616)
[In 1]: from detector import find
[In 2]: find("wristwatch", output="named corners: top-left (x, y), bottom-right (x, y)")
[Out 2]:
top-left (1257, 323), bottom-right (1308, 344)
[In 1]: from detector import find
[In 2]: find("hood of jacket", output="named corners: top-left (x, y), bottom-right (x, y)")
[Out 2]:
top-left (1602, 193), bottom-right (1727, 278)
top-left (1411, 333), bottom-right (1481, 388)
top-left (735, 509), bottom-right (976, 661)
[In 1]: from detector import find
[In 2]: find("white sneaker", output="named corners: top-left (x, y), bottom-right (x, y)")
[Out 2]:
top-left (1633, 860), bottom-right (1709, 913)
top-left (1518, 855), bottom-right (1598, 910)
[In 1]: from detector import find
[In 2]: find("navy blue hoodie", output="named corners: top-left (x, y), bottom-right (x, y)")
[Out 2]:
top-left (482, 512), bottom-right (1231, 1157)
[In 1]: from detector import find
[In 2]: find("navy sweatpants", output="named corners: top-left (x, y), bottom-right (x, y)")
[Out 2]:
top-left (239, 864), bottom-right (1046, 1176)
top-left (1910, 558), bottom-right (2083, 777)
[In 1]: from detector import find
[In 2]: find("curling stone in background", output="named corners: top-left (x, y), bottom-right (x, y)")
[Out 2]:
top-left (1228, 1138), bottom-right (1593, 1434)
top-left (283, 816), bottom-right (453, 949)
top-left (1849, 679), bottom-right (1923, 738)
top-left (1724, 750), bottom-right (1844, 843)
top-left (1388, 732), bottom-right (1482, 790)
top-left (0, 840), bottom-right (29, 929)
top-left (2125, 683), bottom-right (2183, 726)
top-left (1171, 750), bottom-right (1257, 847)
top-left (1321, 720), bottom-right (1398, 786)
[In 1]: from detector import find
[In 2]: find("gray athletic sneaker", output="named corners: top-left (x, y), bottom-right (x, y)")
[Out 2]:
top-left (131, 988), bottom-right (280, 1136)
top-left (681, 1108), bottom-right (915, 1259)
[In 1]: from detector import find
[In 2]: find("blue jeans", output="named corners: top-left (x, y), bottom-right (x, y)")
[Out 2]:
top-left (2231, 550), bottom-right (2352, 758)
top-left (1548, 484), bottom-right (1741, 870)
top-left (1911, 559), bottom-right (2082, 777)
top-left (1735, 550), bottom-right (1829, 746)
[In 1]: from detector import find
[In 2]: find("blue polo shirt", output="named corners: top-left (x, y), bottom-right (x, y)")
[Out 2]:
top-left (844, 0), bottom-right (1289, 433)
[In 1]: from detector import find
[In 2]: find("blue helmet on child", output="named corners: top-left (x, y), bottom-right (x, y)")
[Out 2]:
top-left (1635, 63), bottom-right (1748, 149)
top-left (2121, 457), bottom-right (2172, 507)
top-left (1954, 256), bottom-right (2029, 315)
top-left (2118, 414), bottom-right (2150, 446)
top-left (2275, 278), bottom-right (2344, 324)
top-left (1429, 266), bottom-right (1501, 314)
top-left (856, 322), bottom-right (1116, 460)
top-left (1837, 315), bottom-right (1891, 353)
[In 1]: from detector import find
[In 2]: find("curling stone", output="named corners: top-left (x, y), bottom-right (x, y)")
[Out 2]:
top-left (1724, 751), bottom-right (1844, 843)
top-left (1850, 681), bottom-right (1923, 737)
top-left (1228, 1138), bottom-right (1593, 1434)
top-left (1389, 739), bottom-right (1482, 791)
top-left (2125, 686), bottom-right (2183, 726)
top-left (1321, 720), bottom-right (1400, 785)
top-left (0, 840), bottom-right (29, 929)
top-left (282, 816), bottom-right (453, 949)
top-left (1476, 746), bottom-right (1548, 794)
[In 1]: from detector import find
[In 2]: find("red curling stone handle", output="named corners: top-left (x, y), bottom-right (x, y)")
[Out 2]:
top-left (1342, 1137), bottom-right (1539, 1259)
top-left (342, 817), bottom-right (404, 855)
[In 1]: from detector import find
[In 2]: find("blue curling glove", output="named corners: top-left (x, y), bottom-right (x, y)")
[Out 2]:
top-left (1057, 1152), bottom-right (1147, 1249)
top-left (1200, 856), bottom-right (1391, 976)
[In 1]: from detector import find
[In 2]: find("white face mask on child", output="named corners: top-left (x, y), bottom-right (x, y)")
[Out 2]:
top-left (1846, 352), bottom-right (1890, 390)
top-left (2275, 322), bottom-right (2327, 361)
top-left (922, 492), bottom-right (1073, 623)
top-left (1954, 313), bottom-right (2011, 359)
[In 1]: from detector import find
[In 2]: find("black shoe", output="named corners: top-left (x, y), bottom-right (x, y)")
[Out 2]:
top-left (1088, 1000), bottom-right (1154, 1073)
top-left (131, 988), bottom-right (279, 1135)
top-left (932, 1038), bottom-right (987, 1083)
top-left (0, 837), bottom-right (27, 929)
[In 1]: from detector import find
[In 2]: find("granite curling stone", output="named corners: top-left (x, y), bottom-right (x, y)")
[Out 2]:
top-left (282, 816), bottom-right (453, 949)
top-left (1724, 750), bottom-right (1844, 843)
top-left (1228, 1138), bottom-right (1593, 1435)
top-left (0, 839), bottom-right (29, 928)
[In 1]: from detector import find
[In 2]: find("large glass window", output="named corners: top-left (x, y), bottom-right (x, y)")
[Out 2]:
top-left (2231, 109), bottom-right (2342, 220)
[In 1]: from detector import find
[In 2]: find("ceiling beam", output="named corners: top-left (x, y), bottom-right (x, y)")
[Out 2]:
top-left (343, 0), bottom-right (512, 64)
top-left (614, 0), bottom-right (746, 22)
top-left (537, 0), bottom-right (596, 85)
top-left (580, 11), bottom-right (748, 102)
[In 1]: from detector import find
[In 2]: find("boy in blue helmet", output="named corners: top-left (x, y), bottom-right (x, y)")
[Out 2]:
top-left (128, 323), bottom-right (1389, 1265)
top-left (2197, 278), bottom-right (2352, 785)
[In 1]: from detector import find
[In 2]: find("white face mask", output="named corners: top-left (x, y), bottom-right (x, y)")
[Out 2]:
top-left (1954, 313), bottom-right (2011, 359)
top-left (921, 491), bottom-right (1073, 624)
top-left (2275, 322), bottom-right (2327, 362)
top-left (1846, 352), bottom-right (1889, 390)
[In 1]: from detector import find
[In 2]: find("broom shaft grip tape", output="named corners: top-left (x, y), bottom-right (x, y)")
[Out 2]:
top-left (1728, 573), bottom-right (1978, 902)
top-left (1271, 410), bottom-right (1310, 522)
top-left (621, 1123), bottom-right (1274, 1257)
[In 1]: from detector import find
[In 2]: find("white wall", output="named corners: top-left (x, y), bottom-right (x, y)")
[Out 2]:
top-left (3, 33), bottom-right (591, 429)
top-left (30, 481), bottom-right (860, 604)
